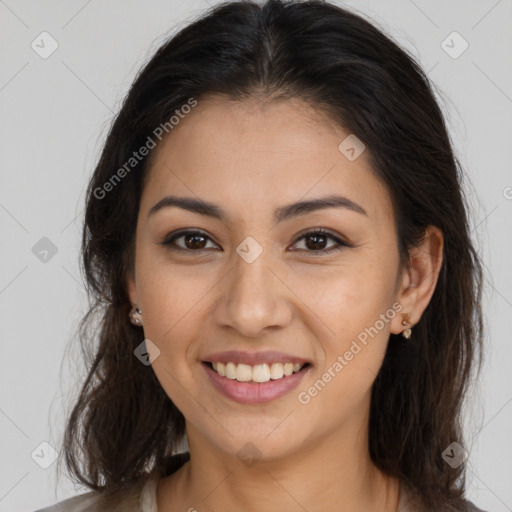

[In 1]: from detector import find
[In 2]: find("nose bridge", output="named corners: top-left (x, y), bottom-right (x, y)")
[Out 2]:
top-left (217, 237), bottom-right (291, 336)
top-left (233, 241), bottom-right (273, 297)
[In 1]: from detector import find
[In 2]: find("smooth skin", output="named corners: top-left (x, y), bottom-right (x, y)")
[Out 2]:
top-left (126, 95), bottom-right (444, 512)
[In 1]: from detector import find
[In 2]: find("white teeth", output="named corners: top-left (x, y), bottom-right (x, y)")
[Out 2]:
top-left (252, 364), bottom-right (271, 383)
top-left (236, 363), bottom-right (252, 382)
top-left (210, 361), bottom-right (306, 382)
top-left (270, 363), bottom-right (284, 380)
top-left (225, 362), bottom-right (237, 379)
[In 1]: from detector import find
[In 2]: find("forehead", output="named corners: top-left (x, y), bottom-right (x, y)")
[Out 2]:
top-left (140, 95), bottom-right (394, 226)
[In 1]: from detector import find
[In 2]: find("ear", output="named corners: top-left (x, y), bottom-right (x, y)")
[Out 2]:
top-left (125, 238), bottom-right (139, 308)
top-left (390, 225), bottom-right (444, 335)
top-left (126, 270), bottom-right (138, 308)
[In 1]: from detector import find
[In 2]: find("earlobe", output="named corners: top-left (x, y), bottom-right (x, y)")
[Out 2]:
top-left (126, 275), bottom-right (144, 326)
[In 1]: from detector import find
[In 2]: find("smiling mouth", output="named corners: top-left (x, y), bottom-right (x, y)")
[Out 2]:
top-left (202, 361), bottom-right (311, 383)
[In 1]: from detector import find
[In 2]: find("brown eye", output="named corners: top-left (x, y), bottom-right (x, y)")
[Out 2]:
top-left (291, 229), bottom-right (349, 254)
top-left (162, 230), bottom-right (219, 252)
top-left (181, 233), bottom-right (208, 250)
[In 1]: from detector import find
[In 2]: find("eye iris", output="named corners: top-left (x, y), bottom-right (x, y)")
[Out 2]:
top-left (185, 234), bottom-right (207, 249)
top-left (306, 233), bottom-right (328, 251)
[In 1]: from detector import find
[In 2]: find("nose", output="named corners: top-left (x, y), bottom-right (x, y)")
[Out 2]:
top-left (213, 247), bottom-right (293, 338)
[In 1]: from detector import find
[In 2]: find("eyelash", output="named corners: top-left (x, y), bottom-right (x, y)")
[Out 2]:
top-left (160, 228), bottom-right (350, 255)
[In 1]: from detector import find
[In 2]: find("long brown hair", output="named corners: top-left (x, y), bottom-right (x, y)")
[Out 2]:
top-left (59, 1), bottom-right (484, 509)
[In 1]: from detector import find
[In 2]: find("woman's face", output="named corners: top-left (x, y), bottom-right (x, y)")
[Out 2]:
top-left (127, 95), bottom-right (410, 461)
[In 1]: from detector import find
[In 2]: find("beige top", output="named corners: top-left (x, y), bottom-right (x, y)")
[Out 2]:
top-left (34, 471), bottom-right (486, 512)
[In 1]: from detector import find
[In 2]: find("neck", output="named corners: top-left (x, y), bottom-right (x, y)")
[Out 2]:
top-left (158, 422), bottom-right (401, 512)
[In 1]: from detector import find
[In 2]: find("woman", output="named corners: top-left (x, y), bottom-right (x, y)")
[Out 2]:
top-left (35, 0), bottom-right (487, 511)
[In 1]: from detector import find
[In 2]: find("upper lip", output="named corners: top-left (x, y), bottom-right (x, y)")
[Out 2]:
top-left (202, 350), bottom-right (312, 366)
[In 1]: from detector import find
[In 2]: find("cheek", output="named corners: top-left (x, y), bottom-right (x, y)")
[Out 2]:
top-left (296, 257), bottom-right (396, 382)
top-left (294, 274), bottom-right (393, 426)
top-left (292, 257), bottom-right (394, 334)
top-left (135, 248), bottom-right (216, 342)
top-left (139, 271), bottom-right (206, 414)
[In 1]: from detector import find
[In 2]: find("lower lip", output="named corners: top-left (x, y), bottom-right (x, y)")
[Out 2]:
top-left (202, 362), bottom-right (311, 405)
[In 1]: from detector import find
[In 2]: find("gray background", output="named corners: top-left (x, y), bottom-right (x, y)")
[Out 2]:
top-left (0, 0), bottom-right (511, 511)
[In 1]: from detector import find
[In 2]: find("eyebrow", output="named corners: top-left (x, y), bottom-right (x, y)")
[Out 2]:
top-left (147, 194), bottom-right (368, 222)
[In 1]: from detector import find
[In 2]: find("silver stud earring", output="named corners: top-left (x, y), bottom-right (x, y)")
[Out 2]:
top-left (129, 305), bottom-right (143, 326)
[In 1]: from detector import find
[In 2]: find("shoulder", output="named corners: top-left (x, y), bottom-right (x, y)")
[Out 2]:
top-left (33, 453), bottom-right (188, 512)
top-left (33, 491), bottom-right (102, 512)
top-left (32, 478), bottom-right (147, 512)
top-left (399, 481), bottom-right (489, 512)
top-left (464, 499), bottom-right (488, 512)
